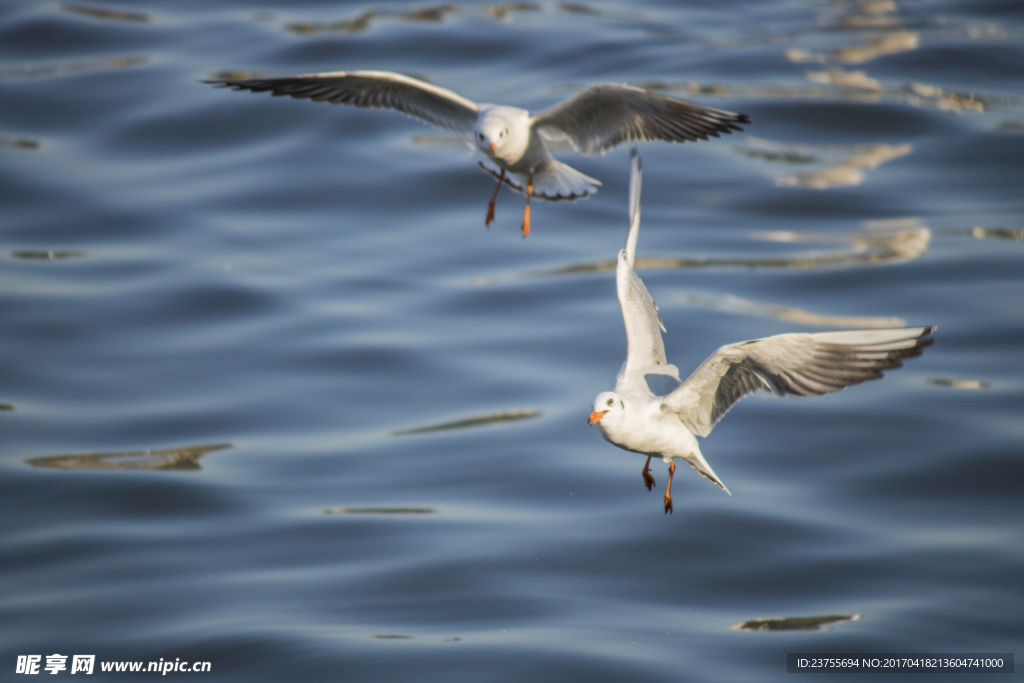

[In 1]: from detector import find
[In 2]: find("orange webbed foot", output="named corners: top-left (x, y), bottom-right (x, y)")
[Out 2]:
top-left (642, 456), bottom-right (656, 491)
top-left (521, 173), bottom-right (534, 238)
top-left (485, 169), bottom-right (505, 229)
top-left (663, 460), bottom-right (676, 515)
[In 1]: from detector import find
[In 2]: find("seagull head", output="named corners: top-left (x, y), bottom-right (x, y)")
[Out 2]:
top-left (474, 106), bottom-right (527, 162)
top-left (589, 391), bottom-right (625, 428)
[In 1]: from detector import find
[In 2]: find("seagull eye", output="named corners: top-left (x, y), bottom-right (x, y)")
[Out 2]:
top-left (607, 398), bottom-right (614, 407)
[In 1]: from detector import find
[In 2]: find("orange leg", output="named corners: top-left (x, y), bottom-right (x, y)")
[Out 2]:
top-left (485, 169), bottom-right (506, 228)
top-left (663, 460), bottom-right (676, 515)
top-left (521, 173), bottom-right (534, 238)
top-left (641, 456), bottom-right (656, 491)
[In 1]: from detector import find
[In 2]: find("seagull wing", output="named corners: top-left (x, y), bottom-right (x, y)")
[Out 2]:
top-left (663, 327), bottom-right (935, 437)
top-left (614, 151), bottom-right (679, 392)
top-left (531, 84), bottom-right (750, 156)
top-left (206, 70), bottom-right (480, 132)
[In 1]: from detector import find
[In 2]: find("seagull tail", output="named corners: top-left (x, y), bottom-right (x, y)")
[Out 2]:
top-left (528, 159), bottom-right (601, 201)
top-left (473, 149), bottom-right (600, 201)
top-left (683, 449), bottom-right (731, 495)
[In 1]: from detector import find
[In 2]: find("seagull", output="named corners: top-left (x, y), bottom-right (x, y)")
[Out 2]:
top-left (589, 150), bottom-right (934, 513)
top-left (205, 70), bottom-right (750, 237)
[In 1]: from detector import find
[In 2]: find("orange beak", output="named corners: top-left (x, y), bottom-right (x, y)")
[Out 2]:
top-left (588, 410), bottom-right (607, 427)
top-left (489, 142), bottom-right (497, 153)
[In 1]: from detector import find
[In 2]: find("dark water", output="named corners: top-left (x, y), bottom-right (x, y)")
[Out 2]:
top-left (2, 0), bottom-right (1023, 680)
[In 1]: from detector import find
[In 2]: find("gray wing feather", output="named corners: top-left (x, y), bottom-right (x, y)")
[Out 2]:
top-left (665, 327), bottom-right (935, 437)
top-left (645, 373), bottom-right (683, 396)
top-left (206, 70), bottom-right (480, 132)
top-left (532, 84), bottom-right (750, 156)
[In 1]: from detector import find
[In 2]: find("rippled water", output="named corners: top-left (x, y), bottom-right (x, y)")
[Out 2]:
top-left (2, 0), bottom-right (1022, 680)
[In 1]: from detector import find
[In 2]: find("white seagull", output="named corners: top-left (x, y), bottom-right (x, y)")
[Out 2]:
top-left (206, 70), bottom-right (750, 237)
top-left (589, 150), bottom-right (934, 513)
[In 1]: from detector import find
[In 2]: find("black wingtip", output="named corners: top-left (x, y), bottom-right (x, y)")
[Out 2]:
top-left (915, 325), bottom-right (937, 349)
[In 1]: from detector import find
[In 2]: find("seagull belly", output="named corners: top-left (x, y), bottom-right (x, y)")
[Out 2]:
top-left (599, 413), bottom-right (699, 463)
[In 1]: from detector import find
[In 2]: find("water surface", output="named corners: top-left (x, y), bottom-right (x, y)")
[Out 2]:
top-left (2, 0), bottom-right (1022, 680)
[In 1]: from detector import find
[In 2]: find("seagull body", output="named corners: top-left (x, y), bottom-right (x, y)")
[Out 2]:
top-left (206, 70), bottom-right (750, 236)
top-left (589, 151), bottom-right (934, 513)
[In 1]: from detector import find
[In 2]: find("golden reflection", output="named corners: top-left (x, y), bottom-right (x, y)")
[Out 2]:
top-left (638, 76), bottom-right (987, 115)
top-left (784, 49), bottom-right (827, 65)
top-left (288, 10), bottom-right (378, 34)
top-left (26, 443), bottom-right (232, 470)
top-left (796, 144), bottom-right (909, 187)
top-left (11, 250), bottom-right (86, 260)
top-left (393, 409), bottom-right (541, 435)
top-left (834, 30), bottom-right (919, 64)
top-left (732, 614), bottom-right (860, 631)
top-left (679, 293), bottom-right (905, 329)
top-left (804, 68), bottom-right (882, 92)
top-left (968, 226), bottom-right (1024, 241)
top-left (502, 220), bottom-right (930, 283)
top-left (286, 2), bottom-right (551, 34)
top-left (904, 83), bottom-right (983, 113)
top-left (771, 0), bottom-right (998, 114)
top-left (780, 144), bottom-right (911, 189)
top-left (60, 3), bottom-right (152, 22)
top-left (926, 378), bottom-right (991, 390)
top-left (0, 56), bottom-right (146, 82)
top-left (557, 2), bottom-right (600, 15)
top-left (754, 217), bottom-right (931, 265)
top-left (411, 133), bottom-right (472, 149)
top-left (326, 507), bottom-right (437, 514)
top-left (0, 136), bottom-right (41, 150)
top-left (816, 0), bottom-right (916, 63)
top-left (839, 0), bottom-right (899, 28)
top-left (486, 3), bottom-right (541, 20)
top-left (739, 137), bottom-right (912, 190)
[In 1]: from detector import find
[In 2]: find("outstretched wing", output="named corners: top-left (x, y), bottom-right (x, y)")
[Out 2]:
top-left (624, 148), bottom-right (642, 267)
top-left (664, 327), bottom-right (935, 437)
top-left (531, 84), bottom-right (750, 156)
top-left (206, 70), bottom-right (480, 132)
top-left (615, 150), bottom-right (678, 391)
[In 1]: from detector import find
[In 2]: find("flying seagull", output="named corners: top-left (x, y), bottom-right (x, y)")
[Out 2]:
top-left (589, 150), bottom-right (934, 513)
top-left (206, 70), bottom-right (750, 237)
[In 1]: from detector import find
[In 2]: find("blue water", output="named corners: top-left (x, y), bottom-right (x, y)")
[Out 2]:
top-left (2, 1), bottom-right (1022, 680)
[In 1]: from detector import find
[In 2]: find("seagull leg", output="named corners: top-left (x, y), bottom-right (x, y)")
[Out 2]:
top-left (485, 169), bottom-right (505, 228)
top-left (521, 173), bottom-right (534, 238)
top-left (641, 456), bottom-right (656, 491)
top-left (663, 460), bottom-right (675, 515)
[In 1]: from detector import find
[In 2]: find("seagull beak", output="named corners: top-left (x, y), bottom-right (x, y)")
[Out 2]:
top-left (489, 142), bottom-right (497, 153)
top-left (588, 410), bottom-right (608, 427)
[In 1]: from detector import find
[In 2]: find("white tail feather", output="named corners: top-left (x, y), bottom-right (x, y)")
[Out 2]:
top-left (473, 148), bottom-right (600, 201)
